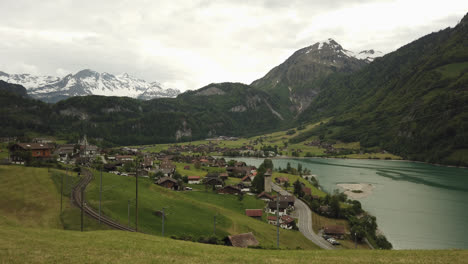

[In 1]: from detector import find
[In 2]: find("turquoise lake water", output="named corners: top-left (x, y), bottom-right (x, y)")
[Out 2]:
top-left (234, 157), bottom-right (468, 249)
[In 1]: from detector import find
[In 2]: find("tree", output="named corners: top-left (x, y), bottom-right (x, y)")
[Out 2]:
top-left (293, 180), bottom-right (304, 198)
top-left (297, 163), bottom-right (302, 173)
top-left (227, 160), bottom-right (236, 167)
top-left (251, 173), bottom-right (264, 194)
top-left (262, 159), bottom-right (274, 170)
top-left (286, 162), bottom-right (291, 172)
top-left (350, 225), bottom-right (366, 242)
top-left (284, 181), bottom-right (290, 188)
top-left (330, 196), bottom-right (341, 218)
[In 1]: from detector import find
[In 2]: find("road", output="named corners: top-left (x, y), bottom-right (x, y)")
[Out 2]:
top-left (272, 183), bottom-right (334, 250)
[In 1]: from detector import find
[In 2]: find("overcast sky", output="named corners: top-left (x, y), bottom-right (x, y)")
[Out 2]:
top-left (0, 0), bottom-right (466, 91)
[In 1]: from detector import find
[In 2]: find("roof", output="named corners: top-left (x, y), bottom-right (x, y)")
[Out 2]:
top-left (241, 175), bottom-right (251, 182)
top-left (279, 195), bottom-right (295, 203)
top-left (275, 177), bottom-right (289, 183)
top-left (220, 185), bottom-right (240, 191)
top-left (267, 215), bottom-right (277, 221)
top-left (245, 209), bottom-right (263, 217)
top-left (228, 232), bottom-right (259, 248)
top-left (302, 187), bottom-right (311, 196)
top-left (219, 172), bottom-right (228, 177)
top-left (281, 215), bottom-right (295, 224)
top-left (157, 177), bottom-right (178, 185)
top-left (267, 201), bottom-right (289, 209)
top-left (324, 225), bottom-right (346, 235)
top-left (14, 143), bottom-right (54, 150)
top-left (257, 191), bottom-right (274, 200)
top-left (188, 176), bottom-right (200, 180)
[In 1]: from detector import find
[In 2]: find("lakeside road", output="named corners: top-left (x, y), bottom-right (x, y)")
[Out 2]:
top-left (272, 183), bottom-right (334, 250)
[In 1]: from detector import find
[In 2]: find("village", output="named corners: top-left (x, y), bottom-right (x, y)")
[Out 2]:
top-left (1, 135), bottom-right (377, 249)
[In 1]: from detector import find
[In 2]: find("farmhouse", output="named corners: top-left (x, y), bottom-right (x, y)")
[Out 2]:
top-left (217, 185), bottom-right (241, 195)
top-left (266, 201), bottom-right (289, 216)
top-left (54, 144), bottom-right (75, 162)
top-left (227, 232), bottom-right (259, 248)
top-left (267, 215), bottom-right (278, 225)
top-left (245, 209), bottom-right (263, 220)
top-left (280, 215), bottom-right (295, 230)
top-left (9, 143), bottom-right (54, 162)
top-left (187, 176), bottom-right (201, 184)
top-left (157, 177), bottom-right (179, 190)
top-left (323, 225), bottom-right (346, 238)
top-left (279, 195), bottom-right (295, 208)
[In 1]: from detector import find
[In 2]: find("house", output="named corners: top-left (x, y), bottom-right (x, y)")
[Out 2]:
top-left (266, 201), bottom-right (289, 216)
top-left (217, 185), bottom-right (241, 195)
top-left (79, 144), bottom-right (98, 157)
top-left (187, 176), bottom-right (201, 184)
top-left (275, 177), bottom-right (289, 185)
top-left (323, 225), bottom-right (346, 238)
top-left (235, 161), bottom-right (247, 167)
top-left (245, 209), bottom-right (263, 220)
top-left (302, 187), bottom-right (311, 196)
top-left (241, 175), bottom-right (253, 187)
top-left (157, 177), bottom-right (179, 190)
top-left (279, 195), bottom-right (295, 208)
top-left (142, 157), bottom-right (154, 169)
top-left (267, 215), bottom-right (278, 225)
top-left (116, 155), bottom-right (134, 162)
top-left (319, 205), bottom-right (330, 215)
top-left (257, 192), bottom-right (275, 202)
top-left (280, 215), bottom-right (295, 230)
top-left (54, 144), bottom-right (75, 162)
top-left (227, 232), bottom-right (259, 248)
top-left (204, 174), bottom-right (223, 188)
top-left (219, 172), bottom-right (229, 181)
top-left (9, 143), bottom-right (54, 162)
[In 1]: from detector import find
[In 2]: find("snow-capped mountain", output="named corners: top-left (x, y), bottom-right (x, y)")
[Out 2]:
top-left (0, 69), bottom-right (180, 103)
top-left (251, 38), bottom-right (383, 114)
top-left (302, 38), bottom-right (383, 63)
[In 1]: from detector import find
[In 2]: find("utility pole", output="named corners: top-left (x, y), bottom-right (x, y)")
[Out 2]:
top-left (135, 166), bottom-right (138, 232)
top-left (162, 207), bottom-right (165, 237)
top-left (276, 192), bottom-right (280, 249)
top-left (99, 167), bottom-right (102, 225)
top-left (81, 187), bottom-right (84, 232)
top-left (128, 199), bottom-right (131, 228)
top-left (60, 173), bottom-right (64, 212)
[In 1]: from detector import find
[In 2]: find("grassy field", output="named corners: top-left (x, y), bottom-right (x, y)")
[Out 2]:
top-left (1, 225), bottom-right (466, 264)
top-left (0, 143), bottom-right (9, 159)
top-left (272, 172), bottom-right (326, 197)
top-left (0, 165), bottom-right (107, 231)
top-left (84, 169), bottom-right (319, 249)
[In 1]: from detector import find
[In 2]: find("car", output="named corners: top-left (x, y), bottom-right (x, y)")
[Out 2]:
top-left (322, 235), bottom-right (331, 240)
top-left (327, 238), bottom-right (340, 245)
top-left (185, 187), bottom-right (193, 191)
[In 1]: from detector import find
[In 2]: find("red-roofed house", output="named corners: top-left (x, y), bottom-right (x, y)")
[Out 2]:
top-left (245, 209), bottom-right (263, 220)
top-left (280, 215), bottom-right (295, 229)
top-left (188, 176), bottom-right (201, 184)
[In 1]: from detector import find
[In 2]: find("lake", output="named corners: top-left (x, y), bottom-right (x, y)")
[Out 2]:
top-left (233, 157), bottom-right (468, 249)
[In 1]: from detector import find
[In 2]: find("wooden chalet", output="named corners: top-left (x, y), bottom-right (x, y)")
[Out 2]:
top-left (157, 177), bottom-right (179, 190)
top-left (267, 215), bottom-right (278, 225)
top-left (267, 201), bottom-right (289, 216)
top-left (275, 177), bottom-right (289, 184)
top-left (217, 185), bottom-right (241, 195)
top-left (9, 143), bottom-right (54, 162)
top-left (280, 215), bottom-right (295, 230)
top-left (279, 195), bottom-right (295, 207)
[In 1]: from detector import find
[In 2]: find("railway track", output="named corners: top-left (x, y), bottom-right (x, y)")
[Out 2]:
top-left (72, 169), bottom-right (135, 232)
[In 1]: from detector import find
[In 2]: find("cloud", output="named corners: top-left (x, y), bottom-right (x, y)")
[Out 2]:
top-left (0, 0), bottom-right (466, 91)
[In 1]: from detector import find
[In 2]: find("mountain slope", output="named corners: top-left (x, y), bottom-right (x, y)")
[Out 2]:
top-left (0, 82), bottom-right (288, 145)
top-left (0, 69), bottom-right (180, 102)
top-left (296, 13), bottom-right (468, 166)
top-left (251, 39), bottom-right (382, 114)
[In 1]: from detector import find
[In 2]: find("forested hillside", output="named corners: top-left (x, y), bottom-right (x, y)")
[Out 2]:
top-left (295, 14), bottom-right (468, 165)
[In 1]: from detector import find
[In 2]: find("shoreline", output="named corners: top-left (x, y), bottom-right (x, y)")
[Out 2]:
top-left (337, 183), bottom-right (375, 200)
top-left (223, 155), bottom-right (468, 170)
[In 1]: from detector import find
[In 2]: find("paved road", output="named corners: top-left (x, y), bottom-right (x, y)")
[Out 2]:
top-left (272, 183), bottom-right (334, 250)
